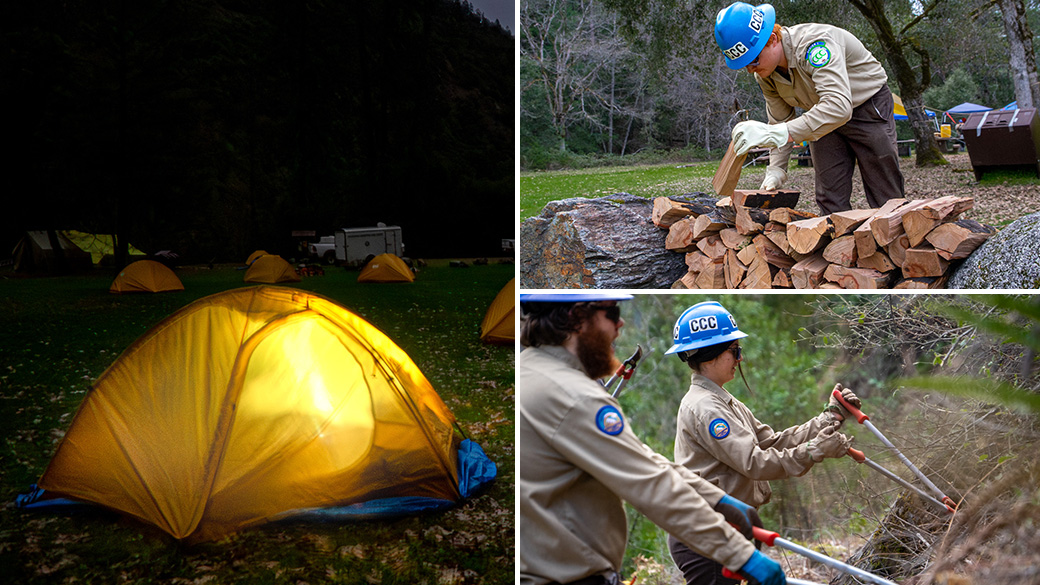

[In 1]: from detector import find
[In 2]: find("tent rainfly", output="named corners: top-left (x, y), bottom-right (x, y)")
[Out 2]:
top-left (110, 260), bottom-right (184, 294)
top-left (12, 231), bottom-right (93, 273)
top-left (244, 255), bottom-right (301, 284)
top-left (479, 278), bottom-right (515, 345)
top-left (15, 286), bottom-right (496, 542)
top-left (245, 250), bottom-right (268, 266)
top-left (357, 253), bottom-right (415, 283)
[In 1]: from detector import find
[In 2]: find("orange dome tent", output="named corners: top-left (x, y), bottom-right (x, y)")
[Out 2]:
top-left (479, 278), bottom-right (514, 345)
top-left (245, 250), bottom-right (268, 266)
top-left (109, 260), bottom-right (184, 294)
top-left (357, 253), bottom-right (414, 283)
top-left (17, 286), bottom-right (496, 543)
top-left (244, 255), bottom-right (301, 284)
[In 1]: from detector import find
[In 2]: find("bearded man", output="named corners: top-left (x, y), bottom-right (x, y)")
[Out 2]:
top-left (517, 293), bottom-right (786, 585)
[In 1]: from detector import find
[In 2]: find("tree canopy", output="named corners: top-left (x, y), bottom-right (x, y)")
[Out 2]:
top-left (2, 0), bottom-right (514, 262)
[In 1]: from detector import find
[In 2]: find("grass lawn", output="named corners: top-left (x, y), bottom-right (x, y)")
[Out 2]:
top-left (519, 162), bottom-right (718, 220)
top-left (0, 261), bottom-right (515, 584)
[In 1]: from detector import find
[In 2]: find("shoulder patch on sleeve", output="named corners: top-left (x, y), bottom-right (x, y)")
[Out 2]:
top-left (708, 418), bottom-right (731, 439)
top-left (805, 40), bottom-right (831, 68)
top-left (595, 405), bottom-right (625, 436)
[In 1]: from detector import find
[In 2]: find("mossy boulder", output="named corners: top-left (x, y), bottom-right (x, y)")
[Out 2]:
top-left (948, 211), bottom-right (1040, 289)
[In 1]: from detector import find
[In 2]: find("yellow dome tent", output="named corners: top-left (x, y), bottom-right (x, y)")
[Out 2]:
top-left (245, 250), bottom-right (268, 266)
top-left (109, 260), bottom-right (184, 294)
top-left (357, 253), bottom-right (414, 283)
top-left (20, 286), bottom-right (496, 543)
top-left (244, 255), bottom-right (301, 284)
top-left (479, 278), bottom-right (514, 345)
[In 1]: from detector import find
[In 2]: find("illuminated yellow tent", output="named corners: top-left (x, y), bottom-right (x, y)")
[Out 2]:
top-left (357, 253), bottom-right (414, 283)
top-left (27, 286), bottom-right (495, 543)
top-left (65, 231), bottom-right (146, 264)
top-left (245, 250), bottom-right (268, 266)
top-left (244, 255), bottom-right (301, 284)
top-left (109, 260), bottom-right (184, 294)
top-left (479, 278), bottom-right (514, 345)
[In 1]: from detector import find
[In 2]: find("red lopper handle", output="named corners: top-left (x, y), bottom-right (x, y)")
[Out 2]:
top-left (832, 389), bottom-right (869, 424)
top-left (847, 447), bottom-right (867, 463)
top-left (720, 528), bottom-right (780, 580)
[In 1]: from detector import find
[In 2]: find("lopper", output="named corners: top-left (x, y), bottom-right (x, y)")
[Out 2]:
top-left (723, 526), bottom-right (900, 585)
top-left (833, 389), bottom-right (957, 513)
top-left (603, 345), bottom-right (651, 399)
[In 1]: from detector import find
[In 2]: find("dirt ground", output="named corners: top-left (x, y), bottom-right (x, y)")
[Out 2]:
top-left (745, 152), bottom-right (1039, 228)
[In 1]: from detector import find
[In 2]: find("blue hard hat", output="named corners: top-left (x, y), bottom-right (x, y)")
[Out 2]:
top-left (665, 301), bottom-right (748, 355)
top-left (714, 2), bottom-right (776, 70)
top-left (519, 293), bottom-right (634, 303)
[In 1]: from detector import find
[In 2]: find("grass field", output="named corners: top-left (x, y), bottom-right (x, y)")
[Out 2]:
top-left (519, 161), bottom-right (718, 220)
top-left (0, 262), bottom-right (515, 584)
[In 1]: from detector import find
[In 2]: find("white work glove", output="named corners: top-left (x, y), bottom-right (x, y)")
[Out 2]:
top-left (806, 421), bottom-right (852, 462)
top-left (760, 166), bottom-right (787, 191)
top-left (732, 120), bottom-right (790, 155)
top-left (825, 383), bottom-right (862, 426)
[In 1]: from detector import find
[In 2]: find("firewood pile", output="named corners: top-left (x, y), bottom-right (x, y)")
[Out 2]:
top-left (654, 193), bottom-right (997, 289)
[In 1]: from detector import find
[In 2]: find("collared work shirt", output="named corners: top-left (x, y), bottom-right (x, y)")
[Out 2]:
top-left (757, 22), bottom-right (888, 173)
top-left (674, 373), bottom-right (832, 508)
top-left (518, 346), bottom-right (755, 585)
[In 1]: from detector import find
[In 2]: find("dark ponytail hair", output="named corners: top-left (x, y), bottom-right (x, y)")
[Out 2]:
top-left (680, 341), bottom-right (732, 371)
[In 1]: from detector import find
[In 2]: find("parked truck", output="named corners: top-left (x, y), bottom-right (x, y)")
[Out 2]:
top-left (334, 224), bottom-right (405, 267)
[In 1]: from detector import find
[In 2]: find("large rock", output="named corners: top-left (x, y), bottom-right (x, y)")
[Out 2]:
top-left (948, 211), bottom-right (1040, 288)
top-left (519, 193), bottom-right (688, 289)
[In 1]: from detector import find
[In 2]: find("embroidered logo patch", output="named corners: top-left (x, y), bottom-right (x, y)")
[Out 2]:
top-left (596, 405), bottom-right (625, 436)
top-left (709, 418), bottom-right (731, 439)
top-left (806, 40), bottom-right (831, 68)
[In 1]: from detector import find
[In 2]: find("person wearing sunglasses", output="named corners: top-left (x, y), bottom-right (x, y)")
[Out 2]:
top-left (518, 293), bottom-right (785, 585)
top-left (664, 302), bottom-right (859, 585)
top-left (714, 2), bottom-right (904, 215)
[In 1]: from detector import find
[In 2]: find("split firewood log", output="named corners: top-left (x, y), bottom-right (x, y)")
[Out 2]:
top-left (902, 245), bottom-right (950, 278)
top-left (924, 219), bottom-right (997, 260)
top-left (769, 208), bottom-right (817, 224)
top-left (854, 198), bottom-right (908, 258)
top-left (685, 250), bottom-right (713, 274)
top-left (870, 199), bottom-right (929, 247)
top-left (772, 268), bottom-right (793, 288)
top-left (823, 264), bottom-right (893, 289)
top-left (741, 255), bottom-right (774, 289)
top-left (696, 233), bottom-right (729, 261)
top-left (692, 213), bottom-right (731, 239)
top-left (830, 209), bottom-right (876, 237)
top-left (724, 249), bottom-right (748, 289)
top-left (887, 233), bottom-right (911, 267)
top-left (893, 274), bottom-right (950, 289)
top-left (822, 235), bottom-right (858, 267)
top-left (652, 196), bottom-right (716, 228)
top-left (665, 218), bottom-right (699, 252)
top-left (712, 141), bottom-right (746, 199)
top-left (731, 189), bottom-right (800, 209)
top-left (754, 234), bottom-right (796, 269)
top-left (735, 205), bottom-right (769, 236)
top-left (787, 216), bottom-right (832, 254)
top-left (763, 221), bottom-right (793, 255)
top-left (695, 261), bottom-right (727, 289)
top-left (719, 227), bottom-right (752, 250)
top-left (856, 248), bottom-right (897, 273)
top-left (790, 253), bottom-right (829, 289)
top-left (902, 196), bottom-right (974, 246)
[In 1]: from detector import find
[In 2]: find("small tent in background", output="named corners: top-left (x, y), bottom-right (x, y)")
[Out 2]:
top-left (357, 253), bottom-right (415, 283)
top-left (479, 278), bottom-right (514, 345)
top-left (244, 255), bottom-right (301, 284)
top-left (946, 102), bottom-right (991, 115)
top-left (110, 260), bottom-right (184, 294)
top-left (65, 231), bottom-right (146, 265)
top-left (16, 286), bottom-right (496, 543)
top-left (245, 250), bottom-right (268, 266)
top-left (13, 231), bottom-right (93, 273)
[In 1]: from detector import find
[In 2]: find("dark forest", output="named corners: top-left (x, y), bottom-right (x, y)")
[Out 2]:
top-left (1, 0), bottom-right (514, 262)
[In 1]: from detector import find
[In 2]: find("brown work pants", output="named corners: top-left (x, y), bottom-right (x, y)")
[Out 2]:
top-left (809, 84), bottom-right (905, 214)
top-left (668, 536), bottom-right (742, 585)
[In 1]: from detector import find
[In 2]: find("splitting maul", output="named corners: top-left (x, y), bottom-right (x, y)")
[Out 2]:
top-left (833, 389), bottom-right (957, 513)
top-left (603, 345), bottom-right (647, 399)
top-left (723, 526), bottom-right (900, 585)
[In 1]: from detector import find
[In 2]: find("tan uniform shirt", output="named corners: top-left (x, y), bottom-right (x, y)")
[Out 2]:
top-left (674, 373), bottom-right (833, 508)
top-left (519, 346), bottom-right (755, 585)
top-left (757, 22), bottom-right (889, 172)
